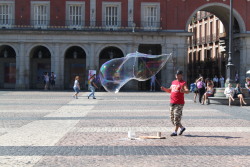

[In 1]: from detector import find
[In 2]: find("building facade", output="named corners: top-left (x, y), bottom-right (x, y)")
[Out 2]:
top-left (1, 0), bottom-right (250, 90)
top-left (187, 11), bottom-right (227, 83)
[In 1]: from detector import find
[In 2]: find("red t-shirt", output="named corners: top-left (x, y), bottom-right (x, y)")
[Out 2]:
top-left (170, 80), bottom-right (186, 104)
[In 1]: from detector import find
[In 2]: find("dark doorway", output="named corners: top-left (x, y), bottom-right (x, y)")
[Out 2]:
top-left (138, 44), bottom-right (162, 91)
top-left (0, 45), bottom-right (16, 89)
top-left (30, 46), bottom-right (51, 89)
top-left (64, 46), bottom-right (86, 89)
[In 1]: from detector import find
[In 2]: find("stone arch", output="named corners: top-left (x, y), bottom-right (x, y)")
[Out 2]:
top-left (98, 46), bottom-right (125, 69)
top-left (185, 2), bottom-right (246, 33)
top-left (96, 44), bottom-right (126, 59)
top-left (27, 44), bottom-right (53, 58)
top-left (62, 44), bottom-right (89, 58)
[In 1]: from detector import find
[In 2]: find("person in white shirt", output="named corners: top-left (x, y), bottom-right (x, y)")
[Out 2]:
top-left (73, 76), bottom-right (80, 99)
top-left (224, 83), bottom-right (235, 106)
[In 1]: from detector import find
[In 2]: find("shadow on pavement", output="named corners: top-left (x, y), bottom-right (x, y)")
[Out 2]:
top-left (184, 134), bottom-right (241, 139)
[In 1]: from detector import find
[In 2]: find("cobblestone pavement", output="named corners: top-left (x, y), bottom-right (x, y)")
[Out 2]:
top-left (0, 91), bottom-right (250, 167)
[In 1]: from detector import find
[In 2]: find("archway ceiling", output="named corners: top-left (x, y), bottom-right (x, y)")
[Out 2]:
top-left (201, 6), bottom-right (230, 34)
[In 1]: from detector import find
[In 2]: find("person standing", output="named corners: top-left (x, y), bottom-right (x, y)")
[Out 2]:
top-left (150, 75), bottom-right (156, 91)
top-left (219, 75), bottom-right (225, 88)
top-left (196, 77), bottom-right (206, 104)
top-left (50, 72), bottom-right (56, 89)
top-left (44, 72), bottom-right (50, 90)
top-left (88, 74), bottom-right (98, 99)
top-left (213, 75), bottom-right (219, 87)
top-left (161, 70), bottom-right (189, 136)
top-left (73, 76), bottom-right (80, 99)
top-left (190, 81), bottom-right (198, 103)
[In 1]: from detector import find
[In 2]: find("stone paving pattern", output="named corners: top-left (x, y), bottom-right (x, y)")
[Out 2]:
top-left (0, 91), bottom-right (250, 167)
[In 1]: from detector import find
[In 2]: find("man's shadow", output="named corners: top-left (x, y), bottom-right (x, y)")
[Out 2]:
top-left (184, 134), bottom-right (241, 139)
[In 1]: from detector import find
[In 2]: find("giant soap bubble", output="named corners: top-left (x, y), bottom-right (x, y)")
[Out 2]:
top-left (99, 52), bottom-right (172, 93)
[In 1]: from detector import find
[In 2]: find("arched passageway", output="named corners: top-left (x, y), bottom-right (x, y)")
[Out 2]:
top-left (30, 46), bottom-right (51, 89)
top-left (64, 46), bottom-right (86, 89)
top-left (0, 45), bottom-right (16, 88)
top-left (186, 3), bottom-right (245, 85)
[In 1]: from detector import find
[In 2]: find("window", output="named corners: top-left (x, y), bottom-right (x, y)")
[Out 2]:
top-left (66, 1), bottom-right (85, 29)
top-left (144, 6), bottom-right (157, 27)
top-left (31, 1), bottom-right (50, 28)
top-left (0, 1), bottom-right (14, 28)
top-left (141, 3), bottom-right (160, 30)
top-left (106, 6), bottom-right (118, 26)
top-left (102, 2), bottom-right (121, 28)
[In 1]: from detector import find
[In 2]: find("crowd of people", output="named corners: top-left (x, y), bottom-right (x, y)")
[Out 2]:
top-left (190, 75), bottom-right (250, 106)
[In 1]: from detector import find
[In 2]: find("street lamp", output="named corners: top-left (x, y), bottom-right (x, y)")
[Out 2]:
top-left (226, 0), bottom-right (235, 85)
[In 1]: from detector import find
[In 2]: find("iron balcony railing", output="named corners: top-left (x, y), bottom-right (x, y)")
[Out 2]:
top-left (0, 19), bottom-right (162, 32)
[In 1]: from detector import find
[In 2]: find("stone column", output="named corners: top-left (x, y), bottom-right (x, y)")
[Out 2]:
top-left (15, 42), bottom-right (26, 89)
top-left (88, 43), bottom-right (96, 70)
top-left (23, 44), bottom-right (30, 89)
top-left (53, 43), bottom-right (63, 89)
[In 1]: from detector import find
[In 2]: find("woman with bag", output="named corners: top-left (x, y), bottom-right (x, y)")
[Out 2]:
top-left (235, 83), bottom-right (247, 106)
top-left (196, 77), bottom-right (206, 104)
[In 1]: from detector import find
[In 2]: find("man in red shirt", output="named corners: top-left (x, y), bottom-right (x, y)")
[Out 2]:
top-left (161, 70), bottom-right (189, 136)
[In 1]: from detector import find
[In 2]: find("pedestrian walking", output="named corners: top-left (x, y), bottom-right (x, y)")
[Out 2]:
top-left (190, 81), bottom-right (198, 103)
top-left (196, 77), bottom-right (206, 104)
top-left (73, 76), bottom-right (80, 99)
top-left (161, 70), bottom-right (189, 136)
top-left (88, 74), bottom-right (98, 99)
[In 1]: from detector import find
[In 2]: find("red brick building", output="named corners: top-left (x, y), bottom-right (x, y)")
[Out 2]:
top-left (0, 0), bottom-right (249, 90)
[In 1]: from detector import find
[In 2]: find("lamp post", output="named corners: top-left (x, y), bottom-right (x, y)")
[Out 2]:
top-left (226, 0), bottom-right (235, 86)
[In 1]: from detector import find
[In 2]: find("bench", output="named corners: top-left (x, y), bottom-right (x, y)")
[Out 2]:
top-left (208, 96), bottom-right (250, 105)
top-left (207, 88), bottom-right (250, 106)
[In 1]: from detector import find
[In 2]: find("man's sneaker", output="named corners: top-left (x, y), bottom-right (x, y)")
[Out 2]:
top-left (179, 128), bottom-right (186, 135)
top-left (93, 97), bottom-right (96, 99)
top-left (87, 96), bottom-right (89, 99)
top-left (170, 132), bottom-right (177, 136)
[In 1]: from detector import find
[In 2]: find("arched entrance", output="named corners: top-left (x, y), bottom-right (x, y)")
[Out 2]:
top-left (0, 45), bottom-right (16, 88)
top-left (64, 46), bottom-right (86, 89)
top-left (30, 46), bottom-right (51, 89)
top-left (186, 3), bottom-right (245, 84)
top-left (99, 46), bottom-right (124, 91)
top-left (99, 46), bottom-right (124, 68)
top-left (138, 44), bottom-right (162, 91)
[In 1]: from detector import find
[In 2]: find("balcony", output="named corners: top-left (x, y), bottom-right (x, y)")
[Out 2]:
top-left (0, 19), bottom-right (162, 32)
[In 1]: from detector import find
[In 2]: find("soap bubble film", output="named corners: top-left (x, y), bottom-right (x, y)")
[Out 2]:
top-left (99, 52), bottom-right (172, 93)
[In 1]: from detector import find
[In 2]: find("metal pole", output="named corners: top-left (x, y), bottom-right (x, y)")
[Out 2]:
top-left (228, 0), bottom-right (233, 65)
top-left (226, 0), bottom-right (235, 85)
